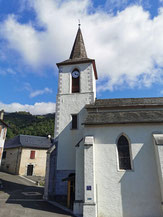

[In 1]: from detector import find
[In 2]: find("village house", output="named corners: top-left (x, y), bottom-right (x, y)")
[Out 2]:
top-left (0, 110), bottom-right (8, 167)
top-left (44, 26), bottom-right (163, 217)
top-left (1, 135), bottom-right (52, 176)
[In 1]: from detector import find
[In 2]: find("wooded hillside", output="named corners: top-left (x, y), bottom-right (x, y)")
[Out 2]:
top-left (4, 112), bottom-right (55, 139)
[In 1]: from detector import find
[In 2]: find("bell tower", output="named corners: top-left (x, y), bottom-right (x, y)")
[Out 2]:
top-left (47, 26), bottom-right (98, 199)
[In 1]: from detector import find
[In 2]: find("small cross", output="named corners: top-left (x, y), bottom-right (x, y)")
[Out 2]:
top-left (78, 19), bottom-right (81, 28)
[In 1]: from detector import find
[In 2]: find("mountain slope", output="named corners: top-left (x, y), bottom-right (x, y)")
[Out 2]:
top-left (4, 112), bottom-right (55, 139)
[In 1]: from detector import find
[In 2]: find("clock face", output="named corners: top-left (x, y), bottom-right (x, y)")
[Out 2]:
top-left (72, 70), bottom-right (80, 78)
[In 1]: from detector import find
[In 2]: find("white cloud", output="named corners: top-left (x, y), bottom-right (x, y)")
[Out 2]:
top-left (30, 87), bottom-right (53, 98)
top-left (0, 0), bottom-right (163, 91)
top-left (23, 83), bottom-right (53, 98)
top-left (0, 67), bottom-right (16, 75)
top-left (0, 102), bottom-right (56, 115)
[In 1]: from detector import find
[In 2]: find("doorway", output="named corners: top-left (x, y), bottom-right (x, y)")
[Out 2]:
top-left (27, 165), bottom-right (33, 176)
top-left (62, 173), bottom-right (75, 210)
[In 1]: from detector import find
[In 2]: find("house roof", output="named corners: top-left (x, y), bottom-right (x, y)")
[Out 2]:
top-left (56, 27), bottom-right (98, 80)
top-left (84, 97), bottom-right (163, 125)
top-left (4, 135), bottom-right (52, 149)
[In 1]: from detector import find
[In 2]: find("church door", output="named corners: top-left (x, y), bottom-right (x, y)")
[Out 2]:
top-left (27, 165), bottom-right (33, 176)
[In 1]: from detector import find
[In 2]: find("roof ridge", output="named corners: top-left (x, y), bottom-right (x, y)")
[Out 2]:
top-left (96, 97), bottom-right (163, 101)
top-left (20, 134), bottom-right (49, 139)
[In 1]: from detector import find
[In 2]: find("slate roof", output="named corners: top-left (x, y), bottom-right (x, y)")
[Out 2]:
top-left (56, 27), bottom-right (98, 80)
top-left (86, 97), bottom-right (163, 109)
top-left (4, 135), bottom-right (52, 149)
top-left (70, 27), bottom-right (87, 59)
top-left (84, 97), bottom-right (163, 125)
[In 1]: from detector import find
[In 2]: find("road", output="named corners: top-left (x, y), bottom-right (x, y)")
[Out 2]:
top-left (0, 172), bottom-right (73, 217)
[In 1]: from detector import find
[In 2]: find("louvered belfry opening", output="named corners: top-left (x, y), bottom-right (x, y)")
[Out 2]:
top-left (72, 73), bottom-right (80, 93)
top-left (117, 135), bottom-right (131, 170)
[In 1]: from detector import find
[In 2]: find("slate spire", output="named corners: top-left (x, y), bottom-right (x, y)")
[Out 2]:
top-left (56, 26), bottom-right (98, 80)
top-left (69, 26), bottom-right (87, 59)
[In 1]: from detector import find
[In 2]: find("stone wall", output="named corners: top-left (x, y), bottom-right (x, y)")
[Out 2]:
top-left (19, 148), bottom-right (47, 176)
top-left (2, 148), bottom-right (47, 176)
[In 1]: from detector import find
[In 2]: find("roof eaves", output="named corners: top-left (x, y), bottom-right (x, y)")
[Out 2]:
top-left (83, 120), bottom-right (163, 125)
top-left (56, 58), bottom-right (98, 80)
top-left (0, 119), bottom-right (10, 128)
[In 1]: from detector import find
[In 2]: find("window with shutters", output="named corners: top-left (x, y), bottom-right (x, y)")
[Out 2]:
top-left (71, 115), bottom-right (78, 129)
top-left (30, 150), bottom-right (35, 159)
top-left (72, 69), bottom-right (80, 93)
top-left (117, 135), bottom-right (132, 170)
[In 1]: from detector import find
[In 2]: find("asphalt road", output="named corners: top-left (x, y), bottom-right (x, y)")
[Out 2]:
top-left (0, 172), bottom-right (73, 217)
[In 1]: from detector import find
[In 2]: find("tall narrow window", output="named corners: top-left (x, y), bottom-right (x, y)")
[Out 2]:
top-left (72, 69), bottom-right (80, 93)
top-left (117, 135), bottom-right (131, 170)
top-left (71, 115), bottom-right (78, 129)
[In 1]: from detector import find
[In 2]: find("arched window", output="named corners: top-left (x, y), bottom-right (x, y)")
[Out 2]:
top-left (71, 69), bottom-right (80, 93)
top-left (117, 135), bottom-right (131, 170)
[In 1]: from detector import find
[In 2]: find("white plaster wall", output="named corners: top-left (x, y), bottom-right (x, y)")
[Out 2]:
top-left (84, 124), bottom-right (163, 217)
top-left (154, 143), bottom-right (163, 206)
top-left (58, 63), bottom-right (96, 95)
top-left (0, 126), bottom-right (7, 148)
top-left (56, 62), bottom-right (96, 170)
top-left (91, 64), bottom-right (96, 99)
top-left (56, 94), bottom-right (91, 170)
top-left (75, 143), bottom-right (84, 201)
top-left (0, 127), bottom-right (7, 163)
top-left (74, 142), bottom-right (84, 214)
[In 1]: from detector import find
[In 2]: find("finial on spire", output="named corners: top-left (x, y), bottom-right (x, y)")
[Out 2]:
top-left (78, 19), bottom-right (81, 28)
top-left (69, 23), bottom-right (87, 59)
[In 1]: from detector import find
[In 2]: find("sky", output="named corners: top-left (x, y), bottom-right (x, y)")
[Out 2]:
top-left (0, 0), bottom-right (163, 114)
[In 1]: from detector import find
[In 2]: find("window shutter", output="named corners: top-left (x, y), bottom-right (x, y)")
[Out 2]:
top-left (30, 151), bottom-right (35, 159)
top-left (72, 77), bottom-right (80, 93)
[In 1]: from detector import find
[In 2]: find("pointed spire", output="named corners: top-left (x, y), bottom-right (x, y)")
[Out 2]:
top-left (56, 25), bottom-right (98, 80)
top-left (69, 26), bottom-right (87, 59)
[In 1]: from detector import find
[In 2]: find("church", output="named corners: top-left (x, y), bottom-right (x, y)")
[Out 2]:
top-left (44, 26), bottom-right (163, 217)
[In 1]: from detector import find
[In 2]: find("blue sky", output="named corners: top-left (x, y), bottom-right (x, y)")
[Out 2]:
top-left (0, 0), bottom-right (163, 114)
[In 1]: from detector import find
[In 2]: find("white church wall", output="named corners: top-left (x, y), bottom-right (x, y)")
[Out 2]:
top-left (56, 94), bottom-right (91, 170)
top-left (55, 62), bottom-right (96, 171)
top-left (91, 64), bottom-right (96, 99)
top-left (0, 127), bottom-right (7, 166)
top-left (84, 124), bottom-right (163, 217)
top-left (58, 63), bottom-right (96, 95)
top-left (83, 136), bottom-right (97, 217)
top-left (74, 141), bottom-right (84, 215)
top-left (153, 135), bottom-right (163, 211)
top-left (52, 61), bottom-right (96, 197)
